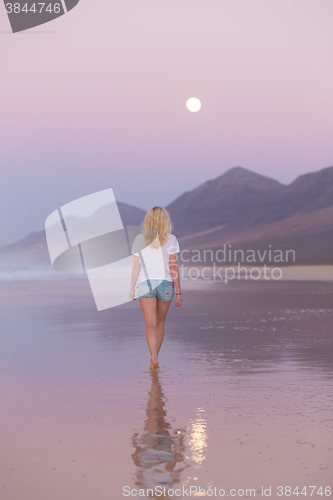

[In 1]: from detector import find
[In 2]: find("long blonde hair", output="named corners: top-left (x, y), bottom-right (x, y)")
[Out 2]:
top-left (142, 206), bottom-right (173, 249)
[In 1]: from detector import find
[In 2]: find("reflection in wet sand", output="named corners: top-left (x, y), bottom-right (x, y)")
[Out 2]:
top-left (188, 408), bottom-right (208, 466)
top-left (132, 373), bottom-right (188, 496)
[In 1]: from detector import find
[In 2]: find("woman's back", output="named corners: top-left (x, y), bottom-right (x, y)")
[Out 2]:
top-left (132, 233), bottom-right (180, 286)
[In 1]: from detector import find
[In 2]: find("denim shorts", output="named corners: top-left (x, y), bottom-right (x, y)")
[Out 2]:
top-left (136, 279), bottom-right (175, 302)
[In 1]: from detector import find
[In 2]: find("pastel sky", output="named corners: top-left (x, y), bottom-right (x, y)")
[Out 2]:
top-left (0, 0), bottom-right (332, 242)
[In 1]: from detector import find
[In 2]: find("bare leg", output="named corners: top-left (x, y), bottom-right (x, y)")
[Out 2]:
top-left (139, 298), bottom-right (159, 370)
top-left (156, 300), bottom-right (172, 355)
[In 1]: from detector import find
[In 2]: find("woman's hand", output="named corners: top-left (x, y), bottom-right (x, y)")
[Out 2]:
top-left (129, 288), bottom-right (136, 300)
top-left (175, 294), bottom-right (183, 307)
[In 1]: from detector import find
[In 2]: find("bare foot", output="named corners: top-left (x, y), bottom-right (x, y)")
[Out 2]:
top-left (150, 357), bottom-right (159, 371)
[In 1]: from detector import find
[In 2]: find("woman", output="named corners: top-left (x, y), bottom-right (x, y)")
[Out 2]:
top-left (129, 207), bottom-right (182, 371)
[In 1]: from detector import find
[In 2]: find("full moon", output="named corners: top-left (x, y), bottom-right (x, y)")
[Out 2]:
top-left (186, 97), bottom-right (201, 113)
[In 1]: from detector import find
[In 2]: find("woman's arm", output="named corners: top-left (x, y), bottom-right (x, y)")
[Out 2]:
top-left (169, 253), bottom-right (183, 307)
top-left (130, 255), bottom-right (141, 300)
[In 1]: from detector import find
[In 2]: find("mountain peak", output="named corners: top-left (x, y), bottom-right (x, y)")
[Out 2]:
top-left (222, 166), bottom-right (253, 178)
top-left (187, 167), bottom-right (283, 199)
top-left (217, 166), bottom-right (283, 189)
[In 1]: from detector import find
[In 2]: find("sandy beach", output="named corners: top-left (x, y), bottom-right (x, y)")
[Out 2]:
top-left (0, 276), bottom-right (332, 499)
top-left (178, 265), bottom-right (333, 283)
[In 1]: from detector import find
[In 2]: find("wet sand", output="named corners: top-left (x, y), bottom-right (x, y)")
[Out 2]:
top-left (0, 277), bottom-right (332, 499)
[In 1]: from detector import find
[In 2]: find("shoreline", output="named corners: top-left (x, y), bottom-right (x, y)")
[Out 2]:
top-left (0, 266), bottom-right (332, 299)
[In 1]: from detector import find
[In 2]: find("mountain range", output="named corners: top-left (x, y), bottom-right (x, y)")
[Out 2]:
top-left (0, 166), bottom-right (332, 269)
top-left (166, 166), bottom-right (333, 265)
top-left (166, 166), bottom-right (333, 236)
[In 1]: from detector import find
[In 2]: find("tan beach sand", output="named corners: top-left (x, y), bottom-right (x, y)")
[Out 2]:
top-left (179, 265), bottom-right (333, 284)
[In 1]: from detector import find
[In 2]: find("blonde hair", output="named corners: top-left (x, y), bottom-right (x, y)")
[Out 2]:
top-left (142, 206), bottom-right (173, 249)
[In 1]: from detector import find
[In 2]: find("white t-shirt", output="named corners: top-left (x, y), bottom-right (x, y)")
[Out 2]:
top-left (132, 233), bottom-right (180, 286)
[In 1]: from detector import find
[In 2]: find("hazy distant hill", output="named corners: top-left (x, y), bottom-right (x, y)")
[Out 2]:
top-left (0, 201), bottom-right (146, 268)
top-left (166, 166), bottom-right (333, 266)
top-left (116, 201), bottom-right (146, 226)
